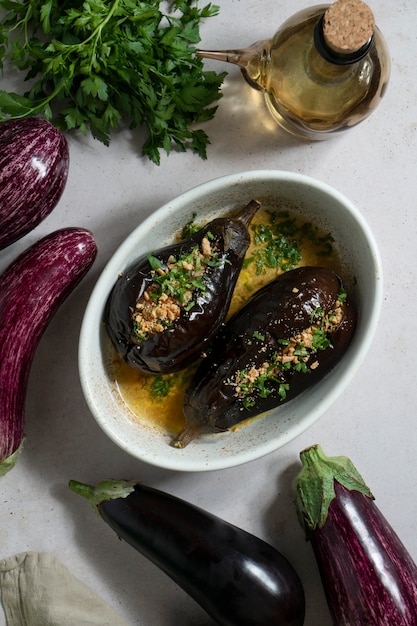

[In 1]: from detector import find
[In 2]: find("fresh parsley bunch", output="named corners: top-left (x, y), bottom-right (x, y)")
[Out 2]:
top-left (0, 0), bottom-right (226, 163)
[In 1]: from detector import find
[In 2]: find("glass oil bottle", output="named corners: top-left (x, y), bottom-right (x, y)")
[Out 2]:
top-left (197, 0), bottom-right (390, 139)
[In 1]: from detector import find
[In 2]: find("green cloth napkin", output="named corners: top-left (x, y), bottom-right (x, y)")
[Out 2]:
top-left (0, 552), bottom-right (130, 626)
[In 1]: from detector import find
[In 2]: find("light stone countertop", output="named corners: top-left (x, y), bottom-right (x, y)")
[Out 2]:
top-left (0, 0), bottom-right (416, 624)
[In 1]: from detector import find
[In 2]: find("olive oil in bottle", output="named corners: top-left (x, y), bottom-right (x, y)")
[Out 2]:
top-left (197, 0), bottom-right (390, 139)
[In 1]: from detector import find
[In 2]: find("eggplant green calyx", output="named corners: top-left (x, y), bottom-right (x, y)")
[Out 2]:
top-left (69, 479), bottom-right (137, 516)
top-left (0, 437), bottom-right (26, 477)
top-left (293, 444), bottom-right (374, 534)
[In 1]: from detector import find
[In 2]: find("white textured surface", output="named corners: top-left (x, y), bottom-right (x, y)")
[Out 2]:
top-left (0, 0), bottom-right (416, 624)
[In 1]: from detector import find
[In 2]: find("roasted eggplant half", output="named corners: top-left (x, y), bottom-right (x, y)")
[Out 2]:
top-left (105, 200), bottom-right (260, 374)
top-left (174, 266), bottom-right (356, 447)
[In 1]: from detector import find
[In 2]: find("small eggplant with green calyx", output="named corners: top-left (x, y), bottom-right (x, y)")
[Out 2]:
top-left (293, 444), bottom-right (417, 624)
top-left (105, 199), bottom-right (260, 374)
top-left (174, 265), bottom-right (356, 448)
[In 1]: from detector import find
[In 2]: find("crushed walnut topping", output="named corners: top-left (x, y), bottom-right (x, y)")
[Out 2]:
top-left (132, 237), bottom-right (220, 342)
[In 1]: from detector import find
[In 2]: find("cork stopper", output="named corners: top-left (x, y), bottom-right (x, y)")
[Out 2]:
top-left (323, 0), bottom-right (375, 55)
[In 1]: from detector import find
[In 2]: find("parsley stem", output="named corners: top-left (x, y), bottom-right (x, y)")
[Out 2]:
top-left (47, 0), bottom-right (121, 61)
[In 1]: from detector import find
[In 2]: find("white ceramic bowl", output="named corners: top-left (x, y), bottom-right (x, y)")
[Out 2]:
top-left (79, 170), bottom-right (382, 472)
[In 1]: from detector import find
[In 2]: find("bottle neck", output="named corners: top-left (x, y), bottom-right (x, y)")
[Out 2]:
top-left (314, 12), bottom-right (374, 66)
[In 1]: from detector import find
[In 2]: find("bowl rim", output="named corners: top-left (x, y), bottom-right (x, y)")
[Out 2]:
top-left (79, 169), bottom-right (383, 471)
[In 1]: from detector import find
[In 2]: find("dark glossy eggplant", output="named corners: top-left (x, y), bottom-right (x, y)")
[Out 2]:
top-left (105, 199), bottom-right (260, 374)
top-left (174, 266), bottom-right (355, 447)
top-left (69, 478), bottom-right (305, 626)
top-left (293, 444), bottom-right (417, 625)
top-left (0, 117), bottom-right (69, 250)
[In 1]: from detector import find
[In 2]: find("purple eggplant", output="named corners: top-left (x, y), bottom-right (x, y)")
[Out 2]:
top-left (69, 478), bottom-right (306, 626)
top-left (174, 266), bottom-right (355, 447)
top-left (104, 199), bottom-right (260, 374)
top-left (0, 117), bottom-right (69, 250)
top-left (293, 444), bottom-right (417, 625)
top-left (0, 228), bottom-right (97, 476)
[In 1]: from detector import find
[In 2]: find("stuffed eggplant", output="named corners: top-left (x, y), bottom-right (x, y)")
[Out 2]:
top-left (105, 199), bottom-right (260, 374)
top-left (174, 266), bottom-right (356, 447)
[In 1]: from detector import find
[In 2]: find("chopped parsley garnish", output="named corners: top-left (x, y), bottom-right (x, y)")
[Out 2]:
top-left (310, 306), bottom-right (325, 324)
top-left (132, 240), bottom-right (223, 342)
top-left (148, 375), bottom-right (177, 400)
top-left (337, 288), bottom-right (347, 303)
top-left (147, 365), bottom-right (197, 400)
top-left (180, 213), bottom-right (199, 239)
top-left (244, 210), bottom-right (334, 275)
top-left (147, 254), bottom-right (164, 271)
top-left (299, 222), bottom-right (335, 256)
top-left (312, 328), bottom-right (331, 351)
top-left (151, 248), bottom-right (210, 305)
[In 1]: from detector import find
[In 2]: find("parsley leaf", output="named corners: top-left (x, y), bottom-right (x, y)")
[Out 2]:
top-left (0, 0), bottom-right (226, 164)
top-left (147, 374), bottom-right (176, 400)
top-left (243, 210), bottom-right (335, 275)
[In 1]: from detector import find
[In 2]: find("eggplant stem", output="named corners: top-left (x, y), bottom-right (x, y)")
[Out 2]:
top-left (0, 438), bottom-right (26, 478)
top-left (235, 199), bottom-right (261, 228)
top-left (171, 425), bottom-right (197, 448)
top-left (68, 480), bottom-right (95, 501)
top-left (69, 478), bottom-right (137, 515)
top-left (293, 444), bottom-right (374, 533)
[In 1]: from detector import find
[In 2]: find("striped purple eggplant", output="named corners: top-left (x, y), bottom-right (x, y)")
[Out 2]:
top-left (293, 444), bottom-right (417, 625)
top-left (0, 117), bottom-right (69, 250)
top-left (0, 228), bottom-right (97, 476)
